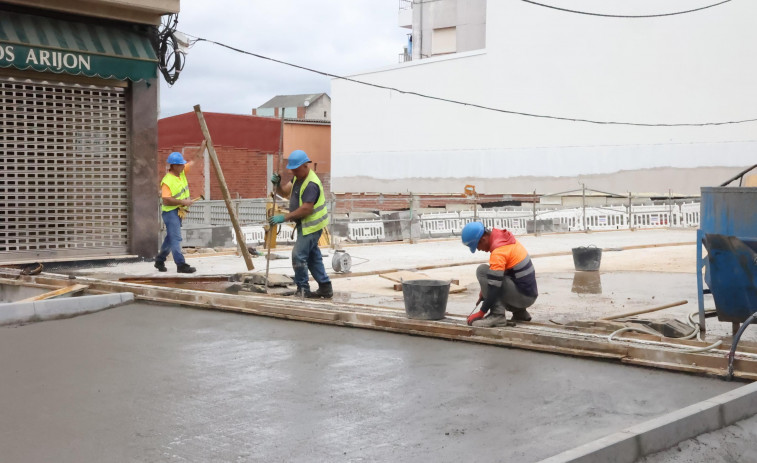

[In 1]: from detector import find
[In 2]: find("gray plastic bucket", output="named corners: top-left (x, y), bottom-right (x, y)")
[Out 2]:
top-left (402, 279), bottom-right (450, 320)
top-left (572, 245), bottom-right (602, 271)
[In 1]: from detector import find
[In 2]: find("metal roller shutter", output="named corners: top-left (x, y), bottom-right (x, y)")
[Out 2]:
top-left (0, 74), bottom-right (130, 261)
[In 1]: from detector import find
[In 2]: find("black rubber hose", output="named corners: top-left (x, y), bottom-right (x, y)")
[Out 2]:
top-left (727, 312), bottom-right (757, 380)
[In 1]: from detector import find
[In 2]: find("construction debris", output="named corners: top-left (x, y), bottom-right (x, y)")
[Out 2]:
top-left (18, 284), bottom-right (89, 302)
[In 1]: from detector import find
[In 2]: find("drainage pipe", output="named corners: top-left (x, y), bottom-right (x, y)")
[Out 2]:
top-left (727, 312), bottom-right (757, 380)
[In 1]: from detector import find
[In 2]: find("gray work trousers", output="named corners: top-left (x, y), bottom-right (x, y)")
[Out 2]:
top-left (476, 264), bottom-right (537, 315)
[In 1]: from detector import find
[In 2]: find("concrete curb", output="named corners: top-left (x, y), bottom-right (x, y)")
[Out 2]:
top-left (0, 293), bottom-right (134, 326)
top-left (539, 380), bottom-right (757, 463)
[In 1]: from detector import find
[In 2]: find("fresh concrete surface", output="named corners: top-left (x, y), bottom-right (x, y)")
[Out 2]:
top-left (639, 413), bottom-right (757, 463)
top-left (0, 302), bottom-right (741, 463)
top-left (0, 293), bottom-right (134, 326)
top-left (540, 381), bottom-right (757, 463)
top-left (0, 284), bottom-right (51, 303)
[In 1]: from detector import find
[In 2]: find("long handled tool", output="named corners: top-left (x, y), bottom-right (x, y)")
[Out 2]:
top-left (265, 108), bottom-right (285, 292)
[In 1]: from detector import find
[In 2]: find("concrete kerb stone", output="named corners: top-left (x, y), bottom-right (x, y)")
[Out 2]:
top-left (0, 293), bottom-right (134, 326)
top-left (538, 380), bottom-right (757, 463)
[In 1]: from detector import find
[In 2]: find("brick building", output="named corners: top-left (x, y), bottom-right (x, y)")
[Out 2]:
top-left (158, 112), bottom-right (280, 200)
top-left (283, 119), bottom-right (331, 196)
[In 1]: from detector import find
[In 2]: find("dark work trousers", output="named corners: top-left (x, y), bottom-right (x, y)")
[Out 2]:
top-left (292, 228), bottom-right (330, 291)
top-left (156, 209), bottom-right (186, 266)
top-left (476, 264), bottom-right (536, 315)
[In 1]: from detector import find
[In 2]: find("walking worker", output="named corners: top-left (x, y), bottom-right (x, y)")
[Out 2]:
top-left (154, 151), bottom-right (197, 274)
top-left (461, 221), bottom-right (538, 327)
top-left (269, 149), bottom-right (333, 298)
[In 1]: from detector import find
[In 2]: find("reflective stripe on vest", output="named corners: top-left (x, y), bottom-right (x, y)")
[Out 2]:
top-left (161, 171), bottom-right (190, 212)
top-left (299, 169), bottom-right (329, 236)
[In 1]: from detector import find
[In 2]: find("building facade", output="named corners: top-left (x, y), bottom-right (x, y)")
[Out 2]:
top-left (0, 0), bottom-right (179, 262)
top-left (283, 119), bottom-right (331, 196)
top-left (399, 0), bottom-right (486, 60)
top-left (254, 93), bottom-right (331, 121)
top-left (159, 112), bottom-right (281, 200)
top-left (333, 0), bottom-right (757, 195)
top-left (159, 112), bottom-right (332, 201)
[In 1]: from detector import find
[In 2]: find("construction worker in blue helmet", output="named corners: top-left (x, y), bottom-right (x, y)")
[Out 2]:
top-left (461, 221), bottom-right (538, 327)
top-left (270, 150), bottom-right (333, 298)
top-left (155, 150), bottom-right (201, 274)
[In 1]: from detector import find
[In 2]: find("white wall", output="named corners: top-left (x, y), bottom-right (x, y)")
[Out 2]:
top-left (413, 0), bottom-right (486, 58)
top-left (332, 0), bottom-right (757, 194)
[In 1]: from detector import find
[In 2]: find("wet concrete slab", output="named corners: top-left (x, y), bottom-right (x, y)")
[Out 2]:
top-left (0, 302), bottom-right (741, 463)
top-left (639, 412), bottom-right (757, 463)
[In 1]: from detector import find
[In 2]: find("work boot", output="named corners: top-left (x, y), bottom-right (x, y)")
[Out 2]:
top-left (306, 282), bottom-right (333, 299)
top-left (511, 309), bottom-right (532, 322)
top-left (177, 263), bottom-right (196, 274)
top-left (154, 261), bottom-right (167, 272)
top-left (471, 314), bottom-right (514, 328)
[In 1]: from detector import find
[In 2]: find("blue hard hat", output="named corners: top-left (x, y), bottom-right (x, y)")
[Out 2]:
top-left (462, 222), bottom-right (485, 253)
top-left (286, 150), bottom-right (311, 169)
top-left (167, 152), bottom-right (187, 165)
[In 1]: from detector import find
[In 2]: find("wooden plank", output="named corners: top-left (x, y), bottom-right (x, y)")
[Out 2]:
top-left (16, 273), bottom-right (757, 380)
top-left (380, 271), bottom-right (466, 293)
top-left (17, 284), bottom-right (89, 302)
top-left (374, 316), bottom-right (473, 337)
top-left (600, 300), bottom-right (688, 320)
top-left (119, 276), bottom-right (230, 284)
top-left (380, 270), bottom-right (430, 282)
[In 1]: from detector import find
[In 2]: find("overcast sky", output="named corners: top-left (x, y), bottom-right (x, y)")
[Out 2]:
top-left (158, 0), bottom-right (408, 118)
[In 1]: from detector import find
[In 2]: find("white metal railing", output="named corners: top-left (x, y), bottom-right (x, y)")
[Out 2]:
top-left (232, 224), bottom-right (296, 246)
top-left (183, 199), bottom-right (268, 226)
top-left (630, 204), bottom-right (678, 228)
top-left (348, 221), bottom-right (385, 242)
top-left (420, 212), bottom-right (462, 237)
top-left (181, 199), bottom-right (700, 246)
top-left (680, 202), bottom-right (701, 228)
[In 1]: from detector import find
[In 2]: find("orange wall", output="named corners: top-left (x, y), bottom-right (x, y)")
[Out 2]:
top-left (283, 123), bottom-right (331, 174)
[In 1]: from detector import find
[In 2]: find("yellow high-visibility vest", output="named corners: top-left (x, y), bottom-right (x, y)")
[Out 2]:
top-left (299, 169), bottom-right (329, 235)
top-left (161, 171), bottom-right (189, 212)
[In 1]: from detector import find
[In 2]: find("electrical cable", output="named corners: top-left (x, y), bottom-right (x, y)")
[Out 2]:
top-left (521, 0), bottom-right (733, 19)
top-left (727, 312), bottom-right (757, 380)
top-left (157, 14), bottom-right (186, 85)
top-left (608, 326), bottom-right (723, 353)
top-left (182, 33), bottom-right (757, 128)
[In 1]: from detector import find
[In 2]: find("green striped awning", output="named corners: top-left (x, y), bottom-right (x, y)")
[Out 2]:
top-left (0, 11), bottom-right (157, 81)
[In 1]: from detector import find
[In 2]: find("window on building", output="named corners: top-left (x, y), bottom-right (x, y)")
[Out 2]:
top-left (324, 111), bottom-right (327, 118)
top-left (431, 27), bottom-right (456, 55)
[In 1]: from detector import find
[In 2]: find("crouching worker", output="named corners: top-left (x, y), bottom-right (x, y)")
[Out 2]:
top-left (461, 222), bottom-right (538, 327)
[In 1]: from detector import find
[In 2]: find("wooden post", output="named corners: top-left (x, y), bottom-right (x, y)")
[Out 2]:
top-left (582, 183), bottom-right (587, 232)
top-left (193, 104), bottom-right (254, 270)
top-left (600, 300), bottom-right (688, 320)
top-left (265, 108), bottom-right (286, 289)
top-left (532, 189), bottom-right (537, 236)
